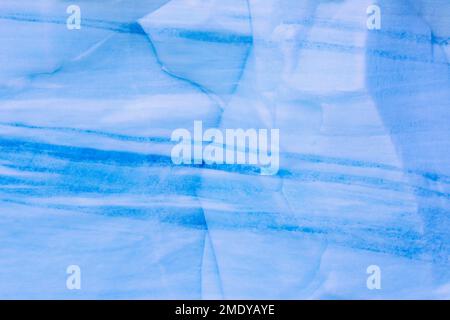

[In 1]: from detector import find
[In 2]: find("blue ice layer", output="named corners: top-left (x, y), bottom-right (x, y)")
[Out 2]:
top-left (0, 0), bottom-right (449, 299)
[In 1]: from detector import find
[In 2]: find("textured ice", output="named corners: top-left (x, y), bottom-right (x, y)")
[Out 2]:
top-left (0, 0), bottom-right (449, 299)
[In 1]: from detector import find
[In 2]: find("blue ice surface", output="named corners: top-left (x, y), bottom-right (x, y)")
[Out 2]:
top-left (0, 0), bottom-right (449, 299)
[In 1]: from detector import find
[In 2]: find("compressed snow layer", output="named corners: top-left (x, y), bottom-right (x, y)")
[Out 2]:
top-left (0, 0), bottom-right (449, 298)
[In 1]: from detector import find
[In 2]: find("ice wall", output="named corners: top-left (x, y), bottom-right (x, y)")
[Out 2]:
top-left (0, 0), bottom-right (449, 299)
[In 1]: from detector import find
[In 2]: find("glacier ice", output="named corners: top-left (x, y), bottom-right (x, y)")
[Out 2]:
top-left (0, 0), bottom-right (449, 299)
